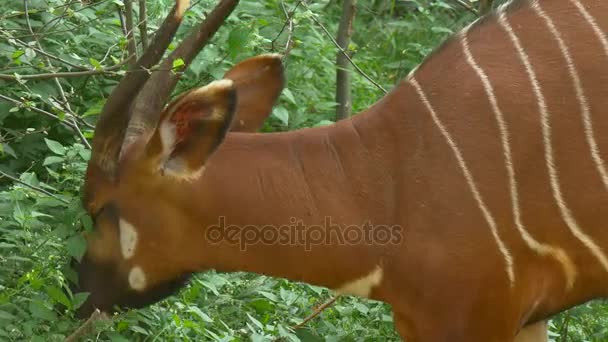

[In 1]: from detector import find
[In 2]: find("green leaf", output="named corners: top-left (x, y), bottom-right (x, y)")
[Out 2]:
top-left (246, 313), bottom-right (264, 330)
top-left (46, 286), bottom-right (71, 308)
top-left (172, 58), bottom-right (185, 70)
top-left (272, 106), bottom-right (289, 126)
top-left (228, 27), bottom-right (249, 59)
top-left (44, 138), bottom-right (66, 155)
top-left (43, 156), bottom-right (64, 166)
top-left (81, 214), bottom-right (93, 231)
top-left (188, 306), bottom-right (213, 323)
top-left (11, 50), bottom-right (24, 60)
top-left (29, 301), bottom-right (57, 321)
top-left (66, 234), bottom-right (87, 261)
top-left (89, 58), bottom-right (102, 70)
top-left (0, 310), bottom-right (16, 321)
top-left (83, 100), bottom-right (104, 117)
top-left (71, 293), bottom-right (90, 310)
top-left (282, 88), bottom-right (296, 105)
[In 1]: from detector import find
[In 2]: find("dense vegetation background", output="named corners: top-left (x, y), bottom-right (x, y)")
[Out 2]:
top-left (0, 0), bottom-right (607, 341)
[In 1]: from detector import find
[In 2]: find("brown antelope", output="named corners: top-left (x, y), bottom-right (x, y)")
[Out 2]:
top-left (72, 0), bottom-right (608, 340)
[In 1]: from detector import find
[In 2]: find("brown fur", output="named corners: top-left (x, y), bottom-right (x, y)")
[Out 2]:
top-left (76, 1), bottom-right (608, 340)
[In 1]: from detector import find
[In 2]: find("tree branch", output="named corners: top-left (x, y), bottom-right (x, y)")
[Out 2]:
top-left (138, 0), bottom-right (149, 50)
top-left (124, 0), bottom-right (138, 66)
top-left (290, 296), bottom-right (339, 331)
top-left (0, 94), bottom-right (77, 131)
top-left (299, 1), bottom-right (386, 94)
top-left (0, 169), bottom-right (69, 204)
top-left (335, 0), bottom-right (356, 120)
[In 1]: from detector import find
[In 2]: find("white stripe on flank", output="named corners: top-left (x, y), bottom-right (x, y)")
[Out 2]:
top-left (409, 77), bottom-right (515, 285)
top-left (460, 26), bottom-right (576, 288)
top-left (534, 1), bottom-right (608, 194)
top-left (569, 0), bottom-right (608, 58)
top-left (499, 5), bottom-right (608, 274)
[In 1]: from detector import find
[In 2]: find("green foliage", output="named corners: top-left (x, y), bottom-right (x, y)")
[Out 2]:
top-left (0, 0), bottom-right (605, 341)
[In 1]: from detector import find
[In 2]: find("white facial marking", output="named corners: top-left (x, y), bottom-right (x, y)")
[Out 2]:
top-left (336, 265), bottom-right (383, 298)
top-left (119, 218), bottom-right (138, 259)
top-left (128, 266), bottom-right (147, 291)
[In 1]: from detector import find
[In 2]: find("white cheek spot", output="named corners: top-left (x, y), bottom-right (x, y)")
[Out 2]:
top-left (119, 218), bottom-right (138, 259)
top-left (335, 265), bottom-right (383, 298)
top-left (128, 266), bottom-right (147, 291)
top-left (239, 120), bottom-right (245, 126)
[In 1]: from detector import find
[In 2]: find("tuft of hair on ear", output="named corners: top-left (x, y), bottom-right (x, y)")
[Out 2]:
top-left (147, 79), bottom-right (237, 181)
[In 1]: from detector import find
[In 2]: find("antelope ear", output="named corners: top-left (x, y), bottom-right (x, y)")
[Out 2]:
top-left (224, 54), bottom-right (285, 132)
top-left (146, 79), bottom-right (237, 180)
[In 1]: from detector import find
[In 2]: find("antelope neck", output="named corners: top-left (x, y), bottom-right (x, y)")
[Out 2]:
top-left (183, 83), bottom-right (416, 298)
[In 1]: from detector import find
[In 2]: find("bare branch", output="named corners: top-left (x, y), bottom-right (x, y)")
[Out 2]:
top-left (451, 0), bottom-right (479, 16)
top-left (335, 0), bottom-right (356, 120)
top-left (0, 63), bottom-right (127, 81)
top-left (23, 0), bottom-right (91, 149)
top-left (299, 1), bottom-right (386, 94)
top-left (0, 94), bottom-right (77, 131)
top-left (0, 29), bottom-right (90, 71)
top-left (124, 0), bottom-right (138, 65)
top-left (138, 0), bottom-right (149, 49)
top-left (0, 170), bottom-right (69, 204)
top-left (290, 296), bottom-right (338, 331)
top-left (272, 0), bottom-right (299, 54)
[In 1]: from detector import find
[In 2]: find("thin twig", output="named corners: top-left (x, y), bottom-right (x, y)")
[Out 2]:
top-left (0, 68), bottom-right (120, 81)
top-left (0, 94), bottom-right (77, 130)
top-left (0, 170), bottom-right (69, 204)
top-left (452, 0), bottom-right (479, 16)
top-left (299, 1), bottom-right (387, 94)
top-left (272, 0), bottom-right (299, 54)
top-left (290, 296), bottom-right (339, 330)
top-left (0, 29), bottom-right (90, 71)
top-left (24, 0), bottom-right (91, 149)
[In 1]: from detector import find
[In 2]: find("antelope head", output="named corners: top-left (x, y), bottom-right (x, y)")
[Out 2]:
top-left (72, 0), bottom-right (284, 317)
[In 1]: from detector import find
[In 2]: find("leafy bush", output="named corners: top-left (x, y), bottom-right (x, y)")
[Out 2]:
top-left (0, 0), bottom-right (606, 341)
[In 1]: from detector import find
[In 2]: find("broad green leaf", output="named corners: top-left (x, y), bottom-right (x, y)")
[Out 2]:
top-left (66, 234), bottom-right (87, 261)
top-left (228, 27), bottom-right (249, 59)
top-left (44, 138), bottom-right (66, 155)
top-left (43, 156), bottom-right (64, 166)
top-left (172, 58), bottom-right (185, 70)
top-left (45, 286), bottom-right (71, 308)
top-left (29, 301), bottom-right (57, 321)
top-left (83, 100), bottom-right (105, 117)
top-left (282, 88), bottom-right (296, 105)
top-left (0, 310), bottom-right (15, 321)
top-left (188, 306), bottom-right (213, 323)
top-left (272, 106), bottom-right (289, 126)
top-left (72, 293), bottom-right (90, 310)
